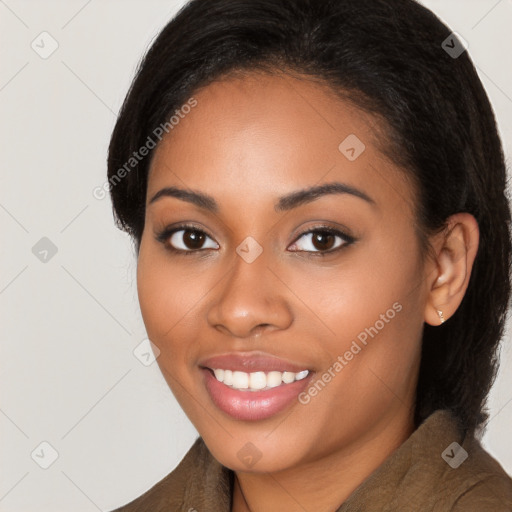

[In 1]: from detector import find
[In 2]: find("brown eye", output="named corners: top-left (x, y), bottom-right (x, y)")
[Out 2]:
top-left (311, 232), bottom-right (336, 251)
top-left (182, 230), bottom-right (206, 249)
top-left (288, 227), bottom-right (353, 254)
top-left (163, 227), bottom-right (219, 252)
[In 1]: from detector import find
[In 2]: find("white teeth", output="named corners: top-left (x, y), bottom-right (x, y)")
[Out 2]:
top-left (210, 368), bottom-right (310, 391)
top-left (266, 371), bottom-right (283, 388)
top-left (232, 371), bottom-right (249, 389)
top-left (282, 371), bottom-right (295, 384)
top-left (223, 370), bottom-right (233, 386)
top-left (295, 370), bottom-right (308, 381)
top-left (249, 371), bottom-right (267, 390)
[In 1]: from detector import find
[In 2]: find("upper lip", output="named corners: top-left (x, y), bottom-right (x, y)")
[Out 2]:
top-left (199, 351), bottom-right (312, 373)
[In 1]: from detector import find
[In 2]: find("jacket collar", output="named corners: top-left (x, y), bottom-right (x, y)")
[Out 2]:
top-left (170, 409), bottom-right (467, 511)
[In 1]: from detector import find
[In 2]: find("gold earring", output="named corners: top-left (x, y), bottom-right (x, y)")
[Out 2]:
top-left (437, 309), bottom-right (445, 324)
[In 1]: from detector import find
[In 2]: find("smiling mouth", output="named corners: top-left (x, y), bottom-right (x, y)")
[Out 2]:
top-left (198, 351), bottom-right (315, 420)
top-left (204, 367), bottom-right (310, 392)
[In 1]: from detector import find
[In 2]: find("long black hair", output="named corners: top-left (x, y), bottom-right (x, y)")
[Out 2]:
top-left (107, 0), bottom-right (512, 437)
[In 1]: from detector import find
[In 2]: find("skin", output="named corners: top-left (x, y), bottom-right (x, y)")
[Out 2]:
top-left (136, 71), bottom-right (479, 512)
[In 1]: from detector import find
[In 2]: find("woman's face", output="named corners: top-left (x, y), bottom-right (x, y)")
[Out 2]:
top-left (137, 72), bottom-right (434, 472)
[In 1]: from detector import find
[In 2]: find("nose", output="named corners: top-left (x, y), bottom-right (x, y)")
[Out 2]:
top-left (206, 247), bottom-right (293, 338)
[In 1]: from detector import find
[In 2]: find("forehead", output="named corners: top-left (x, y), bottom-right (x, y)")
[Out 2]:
top-left (147, 71), bottom-right (413, 214)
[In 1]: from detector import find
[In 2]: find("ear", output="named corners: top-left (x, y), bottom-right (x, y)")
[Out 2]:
top-left (424, 213), bottom-right (479, 326)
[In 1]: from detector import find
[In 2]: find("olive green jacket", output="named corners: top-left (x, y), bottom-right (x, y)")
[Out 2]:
top-left (112, 409), bottom-right (512, 511)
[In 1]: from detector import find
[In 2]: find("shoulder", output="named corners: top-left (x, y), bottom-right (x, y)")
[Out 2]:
top-left (339, 409), bottom-right (512, 511)
top-left (442, 434), bottom-right (512, 511)
top-left (110, 437), bottom-right (232, 512)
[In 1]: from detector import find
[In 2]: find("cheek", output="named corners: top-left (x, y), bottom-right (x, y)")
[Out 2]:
top-left (136, 249), bottom-right (203, 396)
top-left (136, 246), bottom-right (204, 340)
top-left (312, 228), bottom-right (424, 384)
top-left (299, 228), bottom-right (422, 331)
top-left (135, 241), bottom-right (225, 395)
top-left (137, 255), bottom-right (176, 339)
top-left (351, 223), bottom-right (424, 308)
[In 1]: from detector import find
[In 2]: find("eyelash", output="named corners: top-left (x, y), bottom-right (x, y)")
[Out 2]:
top-left (155, 223), bottom-right (356, 258)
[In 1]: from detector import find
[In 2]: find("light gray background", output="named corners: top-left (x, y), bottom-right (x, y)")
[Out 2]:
top-left (1, 1), bottom-right (511, 510)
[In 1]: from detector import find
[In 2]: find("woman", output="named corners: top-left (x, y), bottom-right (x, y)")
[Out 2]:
top-left (108, 0), bottom-right (512, 510)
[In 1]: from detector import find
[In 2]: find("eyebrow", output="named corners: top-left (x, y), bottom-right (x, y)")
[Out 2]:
top-left (148, 181), bottom-right (376, 213)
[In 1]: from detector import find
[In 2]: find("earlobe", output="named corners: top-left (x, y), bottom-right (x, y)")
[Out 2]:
top-left (424, 213), bottom-right (479, 326)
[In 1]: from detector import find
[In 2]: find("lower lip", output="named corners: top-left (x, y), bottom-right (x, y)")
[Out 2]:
top-left (202, 368), bottom-right (313, 421)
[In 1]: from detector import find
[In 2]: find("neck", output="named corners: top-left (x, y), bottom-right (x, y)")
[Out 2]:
top-left (232, 406), bottom-right (415, 512)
